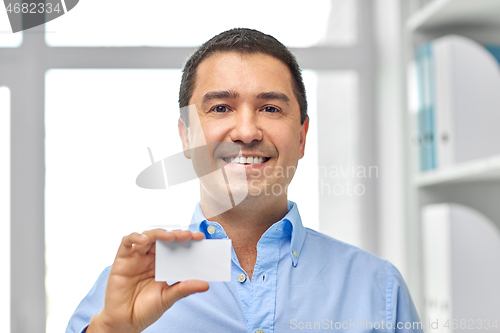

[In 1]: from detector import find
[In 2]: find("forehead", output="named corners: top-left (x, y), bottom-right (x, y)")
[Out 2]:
top-left (190, 51), bottom-right (296, 102)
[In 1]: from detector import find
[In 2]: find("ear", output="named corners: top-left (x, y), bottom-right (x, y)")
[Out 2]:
top-left (178, 118), bottom-right (192, 159)
top-left (299, 116), bottom-right (309, 159)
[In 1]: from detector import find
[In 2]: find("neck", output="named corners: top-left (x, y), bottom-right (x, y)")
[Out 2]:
top-left (200, 193), bottom-right (289, 279)
top-left (201, 194), bottom-right (288, 242)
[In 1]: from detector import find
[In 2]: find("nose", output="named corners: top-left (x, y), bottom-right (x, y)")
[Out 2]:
top-left (229, 108), bottom-right (263, 144)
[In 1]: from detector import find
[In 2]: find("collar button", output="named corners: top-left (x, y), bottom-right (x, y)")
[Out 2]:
top-left (207, 225), bottom-right (215, 235)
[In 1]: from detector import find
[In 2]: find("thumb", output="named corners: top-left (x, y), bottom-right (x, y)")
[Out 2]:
top-left (162, 280), bottom-right (209, 310)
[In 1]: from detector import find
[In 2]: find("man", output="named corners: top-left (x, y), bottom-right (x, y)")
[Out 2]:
top-left (67, 28), bottom-right (422, 333)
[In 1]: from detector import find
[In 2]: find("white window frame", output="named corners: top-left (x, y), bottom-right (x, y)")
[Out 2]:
top-left (1, 1), bottom-right (380, 331)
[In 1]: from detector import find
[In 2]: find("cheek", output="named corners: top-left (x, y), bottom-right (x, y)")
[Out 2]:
top-left (189, 122), bottom-right (225, 147)
top-left (200, 121), bottom-right (230, 141)
top-left (188, 130), bottom-right (206, 148)
top-left (274, 129), bottom-right (302, 157)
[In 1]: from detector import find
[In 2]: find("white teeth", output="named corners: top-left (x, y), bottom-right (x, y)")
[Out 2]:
top-left (225, 156), bottom-right (267, 164)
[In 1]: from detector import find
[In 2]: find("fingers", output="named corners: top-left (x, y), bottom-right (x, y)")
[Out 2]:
top-left (116, 232), bottom-right (150, 258)
top-left (116, 230), bottom-right (206, 258)
top-left (190, 231), bottom-right (205, 241)
top-left (141, 229), bottom-right (205, 243)
top-left (162, 280), bottom-right (210, 310)
top-left (141, 230), bottom-right (205, 255)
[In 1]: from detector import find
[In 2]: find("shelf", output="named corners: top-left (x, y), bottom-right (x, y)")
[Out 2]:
top-left (407, 0), bottom-right (500, 32)
top-left (414, 155), bottom-right (500, 188)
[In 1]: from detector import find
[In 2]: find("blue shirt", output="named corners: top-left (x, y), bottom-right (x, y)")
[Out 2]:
top-left (66, 201), bottom-right (423, 333)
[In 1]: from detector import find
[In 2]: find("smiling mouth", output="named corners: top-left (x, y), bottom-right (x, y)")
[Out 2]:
top-left (222, 156), bottom-right (270, 164)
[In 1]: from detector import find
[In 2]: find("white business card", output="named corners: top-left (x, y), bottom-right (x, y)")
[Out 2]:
top-left (155, 239), bottom-right (232, 282)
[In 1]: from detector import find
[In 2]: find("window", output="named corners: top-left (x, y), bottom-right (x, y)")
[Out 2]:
top-left (0, 5), bottom-right (22, 46)
top-left (45, 70), bottom-right (193, 332)
top-left (315, 71), bottom-right (362, 247)
top-left (44, 68), bottom-right (321, 332)
top-left (0, 87), bottom-right (11, 332)
top-left (3, 0), bottom-right (374, 331)
top-left (44, 67), bottom-right (362, 332)
top-left (287, 70), bottom-right (320, 231)
top-left (46, 0), bottom-right (356, 47)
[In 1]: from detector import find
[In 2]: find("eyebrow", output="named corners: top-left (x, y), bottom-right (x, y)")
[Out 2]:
top-left (200, 90), bottom-right (291, 106)
top-left (256, 91), bottom-right (290, 104)
top-left (201, 90), bottom-right (239, 105)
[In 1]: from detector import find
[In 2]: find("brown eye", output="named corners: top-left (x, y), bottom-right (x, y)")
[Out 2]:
top-left (211, 105), bottom-right (230, 113)
top-left (263, 106), bottom-right (279, 113)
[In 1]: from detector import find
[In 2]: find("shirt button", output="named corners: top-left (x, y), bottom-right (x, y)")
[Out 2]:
top-left (238, 273), bottom-right (246, 283)
top-left (293, 250), bottom-right (297, 258)
top-left (207, 225), bottom-right (215, 234)
top-left (256, 330), bottom-right (264, 333)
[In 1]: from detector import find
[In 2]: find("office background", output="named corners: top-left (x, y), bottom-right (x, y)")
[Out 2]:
top-left (1, 0), bottom-right (499, 332)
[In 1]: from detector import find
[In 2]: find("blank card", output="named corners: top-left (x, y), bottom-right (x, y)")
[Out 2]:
top-left (155, 239), bottom-right (232, 282)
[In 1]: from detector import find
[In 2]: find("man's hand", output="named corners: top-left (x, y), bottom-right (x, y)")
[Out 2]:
top-left (87, 229), bottom-right (209, 333)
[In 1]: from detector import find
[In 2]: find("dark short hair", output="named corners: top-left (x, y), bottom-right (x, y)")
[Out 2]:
top-left (178, 28), bottom-right (308, 126)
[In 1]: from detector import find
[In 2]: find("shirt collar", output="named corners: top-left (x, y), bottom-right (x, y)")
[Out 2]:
top-left (187, 200), bottom-right (306, 267)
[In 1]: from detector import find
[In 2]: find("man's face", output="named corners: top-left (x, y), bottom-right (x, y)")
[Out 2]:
top-left (179, 51), bottom-right (308, 207)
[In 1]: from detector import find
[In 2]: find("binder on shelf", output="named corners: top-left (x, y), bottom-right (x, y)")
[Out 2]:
top-left (415, 42), bottom-right (437, 172)
top-left (433, 35), bottom-right (500, 169)
top-left (485, 44), bottom-right (500, 64)
top-left (415, 44), bottom-right (426, 171)
top-left (414, 35), bottom-right (500, 172)
top-left (422, 203), bottom-right (500, 332)
top-left (407, 59), bottom-right (422, 171)
top-left (421, 204), bottom-right (452, 331)
top-left (427, 42), bottom-right (437, 170)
